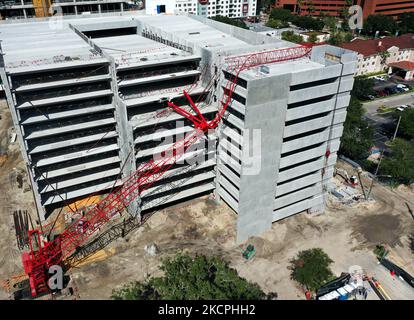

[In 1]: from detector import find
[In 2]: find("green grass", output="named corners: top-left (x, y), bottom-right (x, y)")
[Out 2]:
top-left (377, 105), bottom-right (394, 113)
top-left (362, 72), bottom-right (389, 79)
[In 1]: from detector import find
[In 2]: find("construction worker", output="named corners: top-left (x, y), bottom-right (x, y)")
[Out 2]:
top-left (390, 269), bottom-right (396, 279)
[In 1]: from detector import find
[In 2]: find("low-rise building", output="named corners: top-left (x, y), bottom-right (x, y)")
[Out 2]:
top-left (300, 31), bottom-right (330, 43)
top-left (340, 34), bottom-right (414, 80)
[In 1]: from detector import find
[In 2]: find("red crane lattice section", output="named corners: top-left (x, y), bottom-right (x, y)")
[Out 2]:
top-left (22, 45), bottom-right (312, 297)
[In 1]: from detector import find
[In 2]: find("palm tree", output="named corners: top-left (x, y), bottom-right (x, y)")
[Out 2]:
top-left (296, 0), bottom-right (303, 14)
top-left (308, 1), bottom-right (315, 14)
top-left (379, 50), bottom-right (390, 70)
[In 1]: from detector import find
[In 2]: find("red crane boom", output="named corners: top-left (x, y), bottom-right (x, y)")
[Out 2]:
top-left (21, 45), bottom-right (312, 297)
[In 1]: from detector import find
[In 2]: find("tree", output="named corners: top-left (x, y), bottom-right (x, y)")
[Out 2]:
top-left (323, 16), bottom-right (338, 32)
top-left (291, 16), bottom-right (324, 31)
top-left (398, 12), bottom-right (414, 34)
top-left (340, 0), bottom-right (353, 20)
top-left (307, 32), bottom-right (318, 43)
top-left (256, 0), bottom-right (274, 14)
top-left (266, 19), bottom-right (289, 29)
top-left (363, 14), bottom-right (397, 36)
top-left (327, 32), bottom-right (345, 46)
top-left (290, 248), bottom-right (335, 292)
top-left (269, 8), bottom-right (292, 21)
top-left (339, 97), bottom-right (374, 160)
top-left (308, 1), bottom-right (315, 14)
top-left (351, 76), bottom-right (376, 100)
top-left (379, 138), bottom-right (414, 185)
top-left (211, 16), bottom-right (248, 29)
top-left (344, 32), bottom-right (354, 43)
top-left (394, 108), bottom-right (414, 140)
top-left (379, 50), bottom-right (390, 65)
top-left (111, 253), bottom-right (277, 300)
top-left (281, 30), bottom-right (304, 44)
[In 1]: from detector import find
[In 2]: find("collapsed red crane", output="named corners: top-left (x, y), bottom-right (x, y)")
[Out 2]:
top-left (21, 45), bottom-right (312, 298)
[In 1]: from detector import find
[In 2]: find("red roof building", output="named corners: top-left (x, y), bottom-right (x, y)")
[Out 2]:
top-left (340, 34), bottom-right (414, 57)
top-left (339, 34), bottom-right (414, 79)
top-left (388, 61), bottom-right (414, 71)
top-left (387, 61), bottom-right (414, 80)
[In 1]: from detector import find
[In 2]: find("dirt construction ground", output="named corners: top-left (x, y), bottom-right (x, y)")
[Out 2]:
top-left (0, 99), bottom-right (413, 300)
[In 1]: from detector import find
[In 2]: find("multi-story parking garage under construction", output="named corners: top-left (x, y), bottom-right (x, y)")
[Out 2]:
top-left (0, 13), bottom-right (357, 245)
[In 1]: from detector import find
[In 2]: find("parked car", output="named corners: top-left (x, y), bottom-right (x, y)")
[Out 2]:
top-left (377, 90), bottom-right (387, 97)
top-left (386, 87), bottom-right (400, 94)
top-left (396, 105), bottom-right (409, 112)
top-left (396, 84), bottom-right (409, 92)
top-left (397, 87), bottom-right (409, 93)
top-left (373, 76), bottom-right (385, 81)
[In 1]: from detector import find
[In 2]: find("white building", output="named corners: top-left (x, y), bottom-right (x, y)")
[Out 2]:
top-left (341, 34), bottom-right (414, 79)
top-left (145, 0), bottom-right (257, 18)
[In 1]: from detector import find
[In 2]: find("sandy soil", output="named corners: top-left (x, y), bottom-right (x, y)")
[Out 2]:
top-left (0, 100), bottom-right (413, 300)
top-left (70, 160), bottom-right (414, 300)
top-left (0, 100), bottom-right (38, 299)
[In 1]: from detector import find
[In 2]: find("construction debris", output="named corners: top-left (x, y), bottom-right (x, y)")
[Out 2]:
top-left (13, 210), bottom-right (30, 251)
top-left (144, 243), bottom-right (159, 256)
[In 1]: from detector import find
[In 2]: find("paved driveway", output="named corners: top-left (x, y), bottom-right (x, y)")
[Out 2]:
top-left (363, 92), bottom-right (414, 115)
top-left (361, 92), bottom-right (414, 151)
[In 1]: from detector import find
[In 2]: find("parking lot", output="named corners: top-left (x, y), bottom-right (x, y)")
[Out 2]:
top-left (372, 75), bottom-right (414, 97)
top-left (363, 91), bottom-right (414, 152)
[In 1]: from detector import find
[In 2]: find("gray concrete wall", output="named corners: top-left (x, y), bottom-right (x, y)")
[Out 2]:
top-left (189, 14), bottom-right (292, 47)
top-left (236, 73), bottom-right (291, 243)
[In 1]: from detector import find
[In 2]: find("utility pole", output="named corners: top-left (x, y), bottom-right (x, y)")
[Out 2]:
top-left (366, 149), bottom-right (384, 200)
top-left (356, 167), bottom-right (368, 201)
top-left (392, 115), bottom-right (402, 142)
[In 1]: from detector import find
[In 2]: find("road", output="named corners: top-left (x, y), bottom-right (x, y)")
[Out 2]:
top-left (363, 92), bottom-right (414, 115)
top-left (362, 92), bottom-right (414, 150)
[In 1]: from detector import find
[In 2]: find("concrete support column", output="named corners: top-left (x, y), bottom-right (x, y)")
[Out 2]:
top-left (21, 0), bottom-right (27, 18)
top-left (120, 3), bottom-right (124, 12)
top-left (98, 4), bottom-right (101, 13)
top-left (74, 5), bottom-right (78, 15)
top-left (204, 53), bottom-right (222, 205)
top-left (236, 74), bottom-right (291, 243)
top-left (108, 57), bottom-right (141, 218)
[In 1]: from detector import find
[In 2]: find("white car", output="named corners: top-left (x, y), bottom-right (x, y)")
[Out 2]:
top-left (396, 105), bottom-right (409, 111)
top-left (373, 76), bottom-right (385, 81)
top-left (396, 84), bottom-right (409, 91)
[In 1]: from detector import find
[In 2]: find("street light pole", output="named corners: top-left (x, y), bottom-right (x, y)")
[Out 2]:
top-left (392, 115), bottom-right (402, 142)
